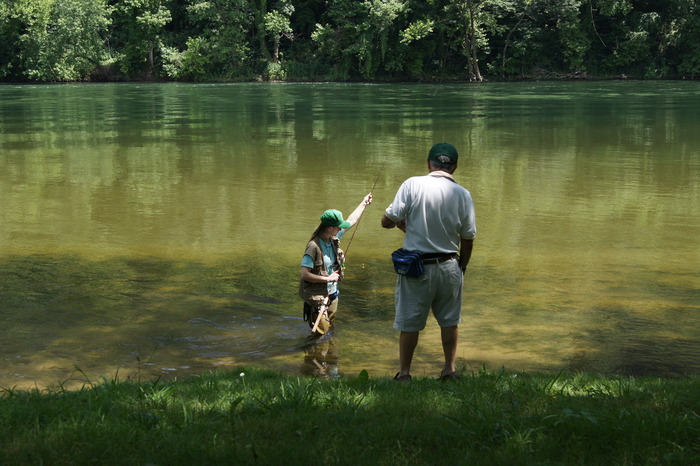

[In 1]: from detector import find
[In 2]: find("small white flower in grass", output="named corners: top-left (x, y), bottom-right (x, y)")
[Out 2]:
top-left (240, 372), bottom-right (245, 377)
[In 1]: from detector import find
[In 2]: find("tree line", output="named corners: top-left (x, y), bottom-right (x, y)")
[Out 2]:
top-left (1, 0), bottom-right (699, 83)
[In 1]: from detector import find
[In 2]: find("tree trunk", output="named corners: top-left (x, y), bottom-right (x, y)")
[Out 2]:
top-left (254, 0), bottom-right (271, 61)
top-left (148, 40), bottom-right (154, 78)
top-left (502, 16), bottom-right (525, 78)
top-left (467, 0), bottom-right (483, 82)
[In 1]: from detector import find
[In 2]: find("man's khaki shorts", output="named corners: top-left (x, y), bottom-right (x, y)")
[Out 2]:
top-left (393, 258), bottom-right (463, 332)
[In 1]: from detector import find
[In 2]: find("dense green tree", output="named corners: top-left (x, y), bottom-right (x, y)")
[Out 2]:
top-left (40, 0), bottom-right (112, 81)
top-left (443, 0), bottom-right (491, 81)
top-left (0, 0), bottom-right (111, 81)
top-left (112, 0), bottom-right (172, 78)
top-left (584, 0), bottom-right (659, 76)
top-left (648, 0), bottom-right (700, 78)
top-left (0, 0), bottom-right (54, 80)
top-left (310, 0), bottom-right (366, 79)
top-left (1, 0), bottom-right (699, 82)
top-left (483, 0), bottom-right (592, 78)
top-left (264, 1), bottom-right (294, 65)
top-left (248, 0), bottom-right (271, 61)
top-left (311, 0), bottom-right (410, 79)
top-left (0, 1), bottom-right (20, 78)
top-left (672, 2), bottom-right (700, 77)
top-left (514, 0), bottom-right (589, 74)
top-left (396, 15), bottom-right (437, 77)
top-left (483, 0), bottom-right (534, 78)
top-left (162, 0), bottom-right (252, 80)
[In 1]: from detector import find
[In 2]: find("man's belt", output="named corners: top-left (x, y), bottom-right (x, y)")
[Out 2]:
top-left (422, 253), bottom-right (456, 265)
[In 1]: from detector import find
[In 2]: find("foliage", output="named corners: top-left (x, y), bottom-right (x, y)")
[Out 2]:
top-left (161, 0), bottom-right (252, 81)
top-left (111, 0), bottom-right (172, 78)
top-left (0, 0), bottom-right (112, 82)
top-left (264, 1), bottom-right (294, 65)
top-left (0, 368), bottom-right (698, 464)
top-left (1, 0), bottom-right (700, 81)
top-left (0, 0), bottom-right (51, 80)
top-left (41, 0), bottom-right (113, 81)
top-left (661, 0), bottom-right (700, 78)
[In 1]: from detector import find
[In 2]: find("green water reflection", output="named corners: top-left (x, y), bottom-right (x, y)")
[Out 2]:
top-left (0, 82), bottom-right (698, 388)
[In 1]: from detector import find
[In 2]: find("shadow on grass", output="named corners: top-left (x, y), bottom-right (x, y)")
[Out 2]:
top-left (0, 367), bottom-right (698, 465)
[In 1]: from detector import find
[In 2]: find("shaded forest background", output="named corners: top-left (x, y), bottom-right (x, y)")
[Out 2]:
top-left (1, 0), bottom-right (699, 83)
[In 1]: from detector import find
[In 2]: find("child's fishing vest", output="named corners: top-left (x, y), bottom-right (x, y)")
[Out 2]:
top-left (298, 236), bottom-right (345, 305)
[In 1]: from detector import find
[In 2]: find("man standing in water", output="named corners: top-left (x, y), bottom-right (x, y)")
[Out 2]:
top-left (381, 143), bottom-right (476, 381)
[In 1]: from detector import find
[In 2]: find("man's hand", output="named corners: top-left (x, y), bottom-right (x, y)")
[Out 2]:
top-left (459, 238), bottom-right (474, 275)
top-left (382, 215), bottom-right (407, 232)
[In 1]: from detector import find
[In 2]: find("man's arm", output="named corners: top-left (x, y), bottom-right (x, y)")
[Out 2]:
top-left (459, 238), bottom-right (474, 273)
top-left (382, 214), bottom-right (408, 232)
top-left (381, 214), bottom-right (396, 229)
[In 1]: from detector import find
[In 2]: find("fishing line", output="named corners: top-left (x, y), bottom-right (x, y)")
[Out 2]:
top-left (343, 156), bottom-right (388, 258)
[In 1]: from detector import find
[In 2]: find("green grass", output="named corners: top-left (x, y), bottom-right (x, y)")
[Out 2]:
top-left (1, 368), bottom-right (698, 465)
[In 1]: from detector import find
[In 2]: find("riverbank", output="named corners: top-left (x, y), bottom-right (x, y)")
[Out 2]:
top-left (1, 367), bottom-right (697, 465)
top-left (3, 72), bottom-right (695, 85)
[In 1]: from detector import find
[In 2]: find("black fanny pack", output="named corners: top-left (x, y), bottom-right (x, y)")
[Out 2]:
top-left (391, 248), bottom-right (424, 278)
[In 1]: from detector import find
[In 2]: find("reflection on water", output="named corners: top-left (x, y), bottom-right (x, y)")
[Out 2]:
top-left (300, 335), bottom-right (340, 379)
top-left (0, 82), bottom-right (699, 389)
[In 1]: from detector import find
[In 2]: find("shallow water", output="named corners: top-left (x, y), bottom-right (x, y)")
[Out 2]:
top-left (0, 82), bottom-right (698, 389)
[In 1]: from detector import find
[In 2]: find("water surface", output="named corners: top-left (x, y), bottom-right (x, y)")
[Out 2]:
top-left (1, 82), bottom-right (698, 389)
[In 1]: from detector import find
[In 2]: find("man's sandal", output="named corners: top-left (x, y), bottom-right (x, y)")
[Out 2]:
top-left (393, 372), bottom-right (412, 382)
top-left (438, 371), bottom-right (461, 381)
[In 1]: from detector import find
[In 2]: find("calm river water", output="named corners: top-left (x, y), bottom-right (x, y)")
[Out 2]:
top-left (0, 82), bottom-right (698, 389)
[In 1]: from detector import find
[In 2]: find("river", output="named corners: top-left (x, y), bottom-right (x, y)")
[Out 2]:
top-left (0, 81), bottom-right (698, 389)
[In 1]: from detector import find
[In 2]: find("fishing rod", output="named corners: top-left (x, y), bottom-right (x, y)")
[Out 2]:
top-left (343, 156), bottom-right (387, 258)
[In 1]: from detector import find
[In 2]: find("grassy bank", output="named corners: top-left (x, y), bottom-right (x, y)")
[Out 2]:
top-left (1, 368), bottom-right (698, 465)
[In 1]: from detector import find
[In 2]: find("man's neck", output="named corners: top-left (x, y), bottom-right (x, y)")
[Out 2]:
top-left (428, 170), bottom-right (454, 177)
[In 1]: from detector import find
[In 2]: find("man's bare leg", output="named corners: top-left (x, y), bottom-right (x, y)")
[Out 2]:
top-left (441, 325), bottom-right (458, 376)
top-left (398, 331), bottom-right (419, 376)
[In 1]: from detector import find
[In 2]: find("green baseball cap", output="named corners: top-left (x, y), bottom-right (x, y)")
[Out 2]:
top-left (320, 209), bottom-right (351, 229)
top-left (428, 143), bottom-right (458, 163)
